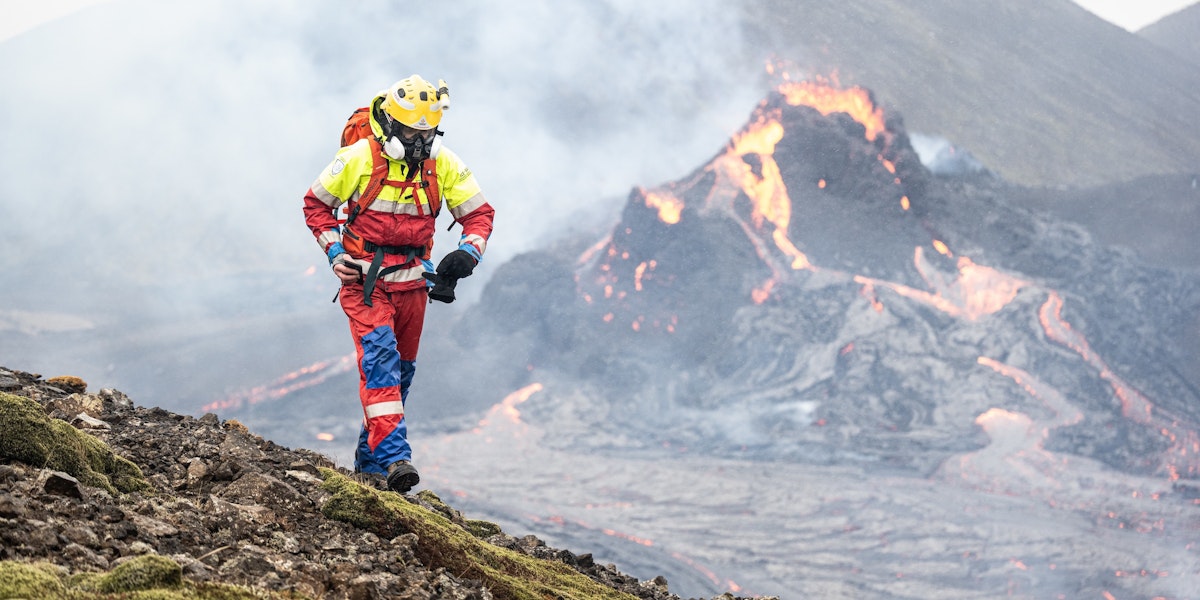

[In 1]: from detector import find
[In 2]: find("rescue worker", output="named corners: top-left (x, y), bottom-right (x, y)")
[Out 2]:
top-left (302, 75), bottom-right (495, 493)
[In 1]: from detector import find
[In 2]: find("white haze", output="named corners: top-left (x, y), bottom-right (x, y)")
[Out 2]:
top-left (0, 0), bottom-right (765, 378)
top-left (0, 0), bottom-right (760, 276)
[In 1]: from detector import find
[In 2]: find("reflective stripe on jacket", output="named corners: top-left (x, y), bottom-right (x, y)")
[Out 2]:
top-left (302, 133), bottom-right (495, 291)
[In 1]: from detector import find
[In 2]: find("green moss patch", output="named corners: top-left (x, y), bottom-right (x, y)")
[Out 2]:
top-left (0, 392), bottom-right (150, 495)
top-left (319, 469), bottom-right (636, 600)
top-left (0, 557), bottom-right (292, 599)
top-left (96, 555), bottom-right (182, 593)
top-left (0, 560), bottom-right (67, 598)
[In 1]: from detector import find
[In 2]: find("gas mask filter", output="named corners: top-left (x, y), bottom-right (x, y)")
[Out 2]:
top-left (383, 128), bottom-right (442, 162)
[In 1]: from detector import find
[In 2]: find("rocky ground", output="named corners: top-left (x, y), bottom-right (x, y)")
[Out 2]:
top-left (0, 366), bottom-right (769, 600)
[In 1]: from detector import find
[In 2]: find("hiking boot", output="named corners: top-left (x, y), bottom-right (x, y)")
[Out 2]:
top-left (386, 460), bottom-right (420, 494)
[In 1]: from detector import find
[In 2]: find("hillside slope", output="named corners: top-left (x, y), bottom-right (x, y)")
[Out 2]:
top-left (0, 367), bottom-right (759, 600)
top-left (737, 0), bottom-right (1200, 186)
top-left (1139, 3), bottom-right (1200, 67)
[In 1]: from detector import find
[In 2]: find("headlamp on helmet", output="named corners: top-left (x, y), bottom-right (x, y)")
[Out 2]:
top-left (381, 75), bottom-right (449, 130)
top-left (379, 75), bottom-right (449, 162)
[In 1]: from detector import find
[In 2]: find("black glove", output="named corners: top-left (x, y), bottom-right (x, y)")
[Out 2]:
top-left (436, 249), bottom-right (478, 279)
top-left (422, 272), bottom-right (457, 303)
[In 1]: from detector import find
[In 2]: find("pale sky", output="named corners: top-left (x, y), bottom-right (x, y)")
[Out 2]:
top-left (1072, 0), bottom-right (1196, 30)
top-left (0, 0), bottom-right (1196, 42)
top-left (0, 0), bottom-right (111, 41)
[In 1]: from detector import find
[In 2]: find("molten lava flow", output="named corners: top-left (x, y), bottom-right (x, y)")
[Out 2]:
top-left (694, 111), bottom-right (816, 303)
top-left (940, 359), bottom-right (1094, 498)
top-left (585, 76), bottom-right (903, 306)
top-left (978, 357), bottom-right (1084, 431)
top-left (202, 354), bottom-right (357, 413)
top-left (1038, 292), bottom-right (1200, 479)
top-left (858, 281), bottom-right (885, 313)
top-left (601, 528), bottom-right (653, 546)
top-left (576, 234), bottom-right (612, 268)
top-left (777, 79), bottom-right (886, 142)
top-left (917, 246), bottom-right (1024, 319)
top-left (475, 382), bottom-right (543, 432)
top-left (853, 246), bottom-right (1026, 321)
top-left (643, 188), bottom-right (683, 225)
top-left (722, 116), bottom-right (812, 271)
top-left (751, 279), bottom-right (775, 305)
top-left (973, 408), bottom-right (1033, 440)
top-left (699, 75), bottom-right (903, 303)
top-left (670, 551), bottom-right (740, 592)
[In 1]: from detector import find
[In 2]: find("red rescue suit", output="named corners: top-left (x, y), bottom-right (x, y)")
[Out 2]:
top-left (302, 100), bottom-right (494, 474)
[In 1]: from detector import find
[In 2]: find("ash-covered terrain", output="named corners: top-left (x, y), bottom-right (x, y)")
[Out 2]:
top-left (227, 79), bottom-right (1200, 598)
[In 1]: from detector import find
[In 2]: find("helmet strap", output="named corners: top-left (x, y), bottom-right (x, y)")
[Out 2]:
top-left (428, 134), bottom-right (442, 159)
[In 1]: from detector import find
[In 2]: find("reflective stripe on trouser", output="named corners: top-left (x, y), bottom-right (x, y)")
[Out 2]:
top-left (339, 282), bottom-right (427, 474)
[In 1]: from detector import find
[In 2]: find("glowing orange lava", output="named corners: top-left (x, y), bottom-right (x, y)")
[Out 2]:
top-left (643, 189), bottom-right (683, 225)
top-left (853, 247), bottom-right (1025, 321)
top-left (633, 260), bottom-right (655, 292)
top-left (1038, 292), bottom-right (1200, 479)
top-left (778, 79), bottom-right (887, 142)
top-left (978, 357), bottom-right (1084, 430)
top-left (476, 383), bottom-right (543, 431)
top-left (974, 407), bottom-right (1030, 430)
top-left (575, 235), bottom-right (611, 268)
top-left (202, 354), bottom-right (357, 413)
top-left (709, 113), bottom-right (813, 299)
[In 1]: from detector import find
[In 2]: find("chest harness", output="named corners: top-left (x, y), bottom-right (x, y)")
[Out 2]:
top-left (340, 137), bottom-right (441, 306)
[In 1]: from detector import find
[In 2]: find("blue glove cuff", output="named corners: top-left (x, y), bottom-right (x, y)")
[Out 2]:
top-left (421, 258), bottom-right (436, 288)
top-left (326, 242), bottom-right (347, 264)
top-left (458, 243), bottom-right (482, 263)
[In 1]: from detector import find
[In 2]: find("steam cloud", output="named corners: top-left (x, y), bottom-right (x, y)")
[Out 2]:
top-left (0, 0), bottom-right (765, 379)
top-left (0, 1), bottom-right (763, 282)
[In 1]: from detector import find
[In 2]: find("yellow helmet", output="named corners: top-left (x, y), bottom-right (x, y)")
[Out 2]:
top-left (380, 75), bottom-right (450, 130)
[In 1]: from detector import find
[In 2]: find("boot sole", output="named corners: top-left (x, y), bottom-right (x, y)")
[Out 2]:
top-left (387, 469), bottom-right (420, 494)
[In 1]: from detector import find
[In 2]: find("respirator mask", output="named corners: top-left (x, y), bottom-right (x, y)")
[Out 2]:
top-left (383, 118), bottom-right (443, 163)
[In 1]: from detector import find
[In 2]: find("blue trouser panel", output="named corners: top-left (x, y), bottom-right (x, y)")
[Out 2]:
top-left (354, 358), bottom-right (417, 473)
top-left (361, 326), bottom-right (402, 390)
top-left (342, 285), bottom-right (426, 475)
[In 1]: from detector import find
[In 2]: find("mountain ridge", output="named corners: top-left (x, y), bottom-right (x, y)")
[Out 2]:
top-left (737, 0), bottom-right (1200, 186)
top-left (1139, 3), bottom-right (1200, 66)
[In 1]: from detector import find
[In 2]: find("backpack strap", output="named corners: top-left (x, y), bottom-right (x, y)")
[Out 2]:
top-left (344, 137), bottom-right (391, 228)
top-left (419, 158), bottom-right (441, 218)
